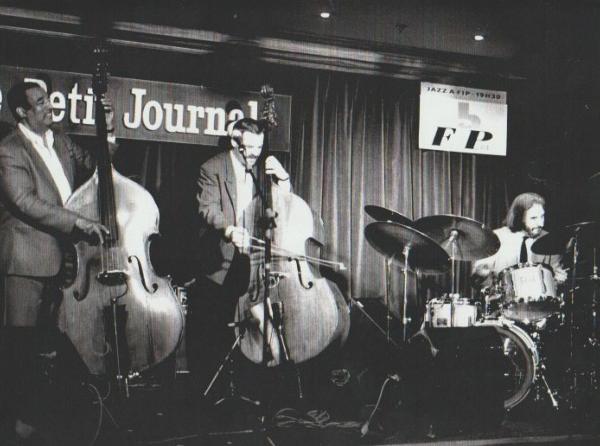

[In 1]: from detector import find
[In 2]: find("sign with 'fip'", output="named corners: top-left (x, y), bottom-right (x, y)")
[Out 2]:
top-left (419, 82), bottom-right (507, 156)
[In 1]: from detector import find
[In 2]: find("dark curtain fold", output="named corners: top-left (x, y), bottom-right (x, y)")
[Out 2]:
top-left (290, 73), bottom-right (509, 299)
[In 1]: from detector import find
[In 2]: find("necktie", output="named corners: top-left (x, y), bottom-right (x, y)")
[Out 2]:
top-left (519, 236), bottom-right (528, 264)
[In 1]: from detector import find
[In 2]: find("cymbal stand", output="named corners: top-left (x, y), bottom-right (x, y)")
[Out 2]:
top-left (590, 248), bottom-right (600, 346)
top-left (447, 229), bottom-right (459, 295)
top-left (566, 229), bottom-right (580, 410)
top-left (536, 360), bottom-right (560, 410)
top-left (384, 254), bottom-right (396, 342)
top-left (402, 246), bottom-right (411, 342)
top-left (447, 230), bottom-right (459, 325)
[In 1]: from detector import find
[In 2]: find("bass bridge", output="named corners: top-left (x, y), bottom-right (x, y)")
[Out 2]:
top-left (97, 270), bottom-right (128, 285)
top-left (267, 271), bottom-right (289, 288)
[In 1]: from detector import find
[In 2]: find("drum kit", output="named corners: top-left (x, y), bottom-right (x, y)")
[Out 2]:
top-left (364, 205), bottom-right (600, 412)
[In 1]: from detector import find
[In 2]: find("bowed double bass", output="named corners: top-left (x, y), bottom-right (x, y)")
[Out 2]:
top-left (59, 44), bottom-right (184, 384)
top-left (235, 86), bottom-right (350, 366)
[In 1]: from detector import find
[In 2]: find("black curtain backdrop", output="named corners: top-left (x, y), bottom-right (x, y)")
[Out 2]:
top-left (289, 73), bottom-right (509, 299)
top-left (67, 72), bottom-right (514, 301)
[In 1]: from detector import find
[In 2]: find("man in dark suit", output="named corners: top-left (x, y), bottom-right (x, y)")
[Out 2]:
top-left (0, 81), bottom-right (115, 442)
top-left (193, 117), bottom-right (290, 392)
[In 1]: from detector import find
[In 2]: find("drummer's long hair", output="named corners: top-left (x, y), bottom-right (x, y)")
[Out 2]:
top-left (505, 192), bottom-right (545, 232)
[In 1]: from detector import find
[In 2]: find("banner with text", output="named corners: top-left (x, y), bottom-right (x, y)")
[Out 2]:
top-left (419, 82), bottom-right (507, 156)
top-left (0, 65), bottom-right (292, 151)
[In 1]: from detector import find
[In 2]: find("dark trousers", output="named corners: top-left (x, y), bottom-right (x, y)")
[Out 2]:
top-left (188, 278), bottom-right (237, 389)
top-left (0, 275), bottom-right (62, 426)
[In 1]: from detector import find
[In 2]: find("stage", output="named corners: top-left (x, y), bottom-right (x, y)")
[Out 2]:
top-left (4, 370), bottom-right (598, 446)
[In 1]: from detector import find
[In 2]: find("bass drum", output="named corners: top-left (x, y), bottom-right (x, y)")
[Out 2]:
top-left (477, 319), bottom-right (539, 410)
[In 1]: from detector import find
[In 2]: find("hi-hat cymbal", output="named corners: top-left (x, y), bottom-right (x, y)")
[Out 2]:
top-left (532, 221), bottom-right (600, 255)
top-left (414, 215), bottom-right (500, 261)
top-left (364, 222), bottom-right (450, 273)
top-left (364, 205), bottom-right (413, 226)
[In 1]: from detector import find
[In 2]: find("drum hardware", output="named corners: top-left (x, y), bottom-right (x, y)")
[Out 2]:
top-left (363, 213), bottom-right (600, 413)
top-left (533, 222), bottom-right (600, 406)
top-left (414, 215), bottom-right (500, 327)
top-left (400, 246), bottom-right (411, 341)
top-left (585, 248), bottom-right (600, 345)
top-left (383, 255), bottom-right (395, 342)
top-left (364, 222), bottom-right (450, 274)
top-left (483, 292), bottom-right (503, 319)
top-left (414, 215), bottom-right (501, 262)
top-left (535, 361), bottom-right (560, 410)
top-left (365, 221), bottom-right (450, 341)
top-left (365, 206), bottom-right (415, 342)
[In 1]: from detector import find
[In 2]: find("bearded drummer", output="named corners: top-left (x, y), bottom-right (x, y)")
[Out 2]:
top-left (472, 192), bottom-right (567, 285)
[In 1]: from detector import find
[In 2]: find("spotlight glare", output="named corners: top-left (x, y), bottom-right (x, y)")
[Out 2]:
top-left (320, 11), bottom-right (331, 19)
top-left (474, 34), bottom-right (485, 41)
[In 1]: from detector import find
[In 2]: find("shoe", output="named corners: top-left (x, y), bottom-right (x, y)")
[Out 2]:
top-left (12, 419), bottom-right (53, 446)
top-left (15, 419), bottom-right (36, 440)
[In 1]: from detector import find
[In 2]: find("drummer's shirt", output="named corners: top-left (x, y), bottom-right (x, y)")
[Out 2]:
top-left (473, 226), bottom-right (561, 276)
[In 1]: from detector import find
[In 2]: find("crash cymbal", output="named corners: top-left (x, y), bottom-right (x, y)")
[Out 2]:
top-left (364, 222), bottom-right (450, 273)
top-left (364, 205), bottom-right (413, 226)
top-left (414, 215), bottom-right (500, 261)
top-left (532, 221), bottom-right (600, 255)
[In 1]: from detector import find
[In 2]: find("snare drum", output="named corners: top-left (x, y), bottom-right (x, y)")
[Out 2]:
top-left (425, 295), bottom-right (479, 327)
top-left (500, 263), bottom-right (560, 323)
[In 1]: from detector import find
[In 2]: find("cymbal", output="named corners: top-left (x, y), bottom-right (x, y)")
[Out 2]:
top-left (532, 221), bottom-right (600, 255)
top-left (414, 215), bottom-right (500, 261)
top-left (364, 205), bottom-right (413, 226)
top-left (364, 222), bottom-right (450, 272)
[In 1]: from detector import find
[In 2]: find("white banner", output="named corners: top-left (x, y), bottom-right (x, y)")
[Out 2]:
top-left (419, 82), bottom-right (507, 156)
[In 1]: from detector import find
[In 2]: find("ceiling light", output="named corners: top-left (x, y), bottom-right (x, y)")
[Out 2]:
top-left (474, 34), bottom-right (485, 41)
top-left (320, 11), bottom-right (331, 19)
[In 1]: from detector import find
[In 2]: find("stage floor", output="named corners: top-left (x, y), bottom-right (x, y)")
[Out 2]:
top-left (3, 371), bottom-right (598, 446)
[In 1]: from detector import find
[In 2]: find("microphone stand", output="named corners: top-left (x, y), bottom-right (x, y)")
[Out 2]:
top-left (203, 319), bottom-right (261, 407)
top-left (244, 146), bottom-right (303, 402)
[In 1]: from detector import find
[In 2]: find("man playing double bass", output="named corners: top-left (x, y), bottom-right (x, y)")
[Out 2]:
top-left (194, 117), bottom-right (291, 390)
top-left (0, 81), bottom-right (117, 442)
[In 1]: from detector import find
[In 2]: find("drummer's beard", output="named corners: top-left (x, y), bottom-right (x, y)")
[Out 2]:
top-left (527, 226), bottom-right (543, 238)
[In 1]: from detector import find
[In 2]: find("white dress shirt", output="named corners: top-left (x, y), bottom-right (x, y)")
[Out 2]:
top-left (18, 123), bottom-right (72, 204)
top-left (473, 226), bottom-right (560, 276)
top-left (229, 150), bottom-right (255, 225)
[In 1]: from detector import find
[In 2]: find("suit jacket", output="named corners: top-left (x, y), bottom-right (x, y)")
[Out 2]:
top-left (197, 150), bottom-right (292, 286)
top-left (0, 127), bottom-right (95, 277)
top-left (196, 151), bottom-right (240, 285)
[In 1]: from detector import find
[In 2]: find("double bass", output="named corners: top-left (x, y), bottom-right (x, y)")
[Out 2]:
top-left (59, 44), bottom-right (184, 381)
top-left (235, 87), bottom-right (350, 366)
